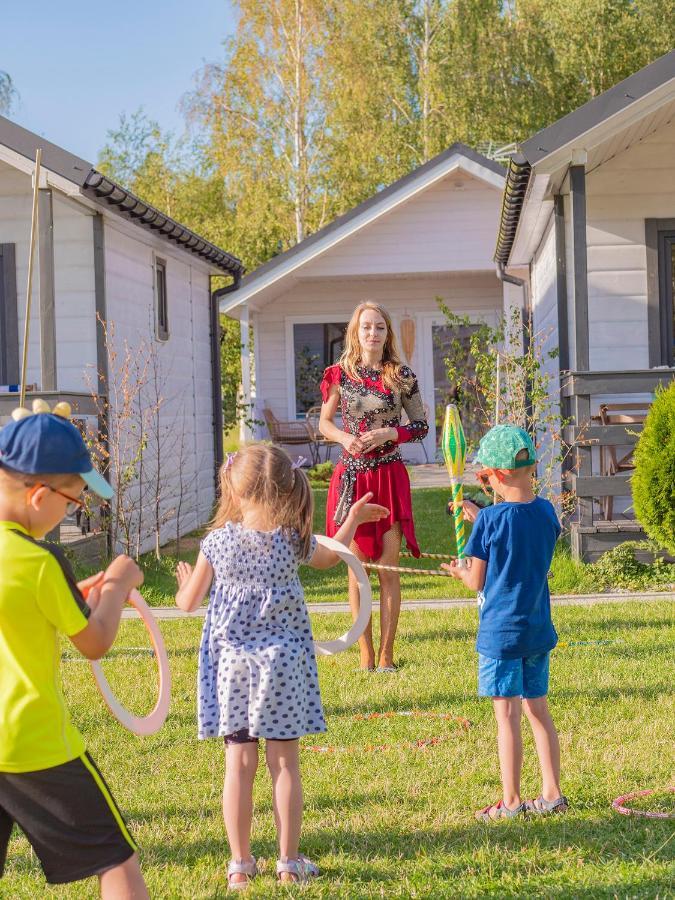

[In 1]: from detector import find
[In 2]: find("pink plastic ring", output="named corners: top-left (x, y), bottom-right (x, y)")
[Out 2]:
top-left (90, 589), bottom-right (171, 736)
top-left (612, 787), bottom-right (675, 819)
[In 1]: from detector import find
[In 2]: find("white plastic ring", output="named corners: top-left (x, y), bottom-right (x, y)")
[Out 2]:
top-left (90, 589), bottom-right (171, 735)
top-left (313, 535), bottom-right (372, 656)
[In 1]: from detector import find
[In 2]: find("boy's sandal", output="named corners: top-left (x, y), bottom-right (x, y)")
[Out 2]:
top-left (276, 855), bottom-right (320, 883)
top-left (475, 799), bottom-right (526, 822)
top-left (526, 795), bottom-right (569, 815)
top-left (227, 857), bottom-right (257, 891)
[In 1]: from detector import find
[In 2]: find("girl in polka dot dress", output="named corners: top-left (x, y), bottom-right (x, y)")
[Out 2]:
top-left (175, 443), bottom-right (387, 889)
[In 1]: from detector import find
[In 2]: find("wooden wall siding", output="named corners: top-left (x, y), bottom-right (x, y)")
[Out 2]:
top-left (103, 223), bottom-right (215, 550)
top-left (584, 117), bottom-right (675, 372)
top-left (254, 272), bottom-right (502, 461)
top-left (0, 164), bottom-right (98, 391)
top-left (301, 172), bottom-right (502, 278)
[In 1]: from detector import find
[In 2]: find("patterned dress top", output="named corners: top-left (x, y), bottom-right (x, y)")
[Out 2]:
top-left (198, 522), bottom-right (326, 740)
top-left (321, 363), bottom-right (428, 559)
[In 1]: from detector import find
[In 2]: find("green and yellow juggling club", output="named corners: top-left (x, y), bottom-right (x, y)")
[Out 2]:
top-left (441, 404), bottom-right (468, 565)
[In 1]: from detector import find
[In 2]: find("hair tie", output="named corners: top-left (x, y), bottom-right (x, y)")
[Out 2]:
top-left (291, 456), bottom-right (307, 470)
top-left (225, 452), bottom-right (237, 469)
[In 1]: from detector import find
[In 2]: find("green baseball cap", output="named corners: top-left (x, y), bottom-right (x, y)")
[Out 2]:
top-left (475, 424), bottom-right (536, 470)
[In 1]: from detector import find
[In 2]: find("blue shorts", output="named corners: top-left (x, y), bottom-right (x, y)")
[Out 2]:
top-left (478, 652), bottom-right (550, 698)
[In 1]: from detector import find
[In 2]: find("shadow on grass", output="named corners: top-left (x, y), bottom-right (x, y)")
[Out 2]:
top-left (137, 814), bottom-right (674, 889)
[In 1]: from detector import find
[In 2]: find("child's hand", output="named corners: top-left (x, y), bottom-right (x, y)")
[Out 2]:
top-left (448, 499), bottom-right (481, 523)
top-left (104, 555), bottom-right (144, 593)
top-left (349, 492), bottom-right (389, 525)
top-left (176, 560), bottom-right (194, 588)
top-left (77, 571), bottom-right (104, 601)
top-left (441, 560), bottom-right (463, 580)
top-left (461, 500), bottom-right (481, 522)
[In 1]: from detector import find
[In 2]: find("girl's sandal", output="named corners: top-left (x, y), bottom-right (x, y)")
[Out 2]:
top-left (475, 800), bottom-right (526, 822)
top-left (227, 857), bottom-right (257, 891)
top-left (276, 855), bottom-right (320, 884)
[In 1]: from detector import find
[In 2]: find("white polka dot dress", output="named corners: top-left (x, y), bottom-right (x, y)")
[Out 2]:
top-left (197, 523), bottom-right (326, 741)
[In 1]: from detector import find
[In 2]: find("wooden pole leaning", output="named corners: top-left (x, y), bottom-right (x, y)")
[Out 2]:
top-left (19, 148), bottom-right (42, 409)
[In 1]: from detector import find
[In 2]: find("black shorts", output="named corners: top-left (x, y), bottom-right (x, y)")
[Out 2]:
top-left (0, 752), bottom-right (137, 885)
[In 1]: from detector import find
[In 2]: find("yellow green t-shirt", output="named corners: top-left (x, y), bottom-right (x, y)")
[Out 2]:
top-left (0, 520), bottom-right (90, 772)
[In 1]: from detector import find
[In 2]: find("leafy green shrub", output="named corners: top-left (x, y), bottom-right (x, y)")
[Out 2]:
top-left (632, 382), bottom-right (675, 555)
top-left (307, 461), bottom-right (335, 487)
top-left (590, 540), bottom-right (675, 591)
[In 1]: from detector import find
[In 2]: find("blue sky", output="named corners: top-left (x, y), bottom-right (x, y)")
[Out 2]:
top-left (2, 0), bottom-right (237, 163)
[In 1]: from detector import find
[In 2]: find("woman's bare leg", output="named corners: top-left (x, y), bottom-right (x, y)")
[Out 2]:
top-left (348, 540), bottom-right (375, 669)
top-left (377, 525), bottom-right (402, 669)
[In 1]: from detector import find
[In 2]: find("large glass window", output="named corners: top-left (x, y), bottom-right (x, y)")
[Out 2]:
top-left (293, 322), bottom-right (347, 416)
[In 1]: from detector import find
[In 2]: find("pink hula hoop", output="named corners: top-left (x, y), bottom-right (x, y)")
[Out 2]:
top-left (612, 787), bottom-right (675, 819)
top-left (90, 589), bottom-right (171, 736)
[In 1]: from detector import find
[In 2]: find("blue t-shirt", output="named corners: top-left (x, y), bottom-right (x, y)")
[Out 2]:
top-left (464, 496), bottom-right (561, 660)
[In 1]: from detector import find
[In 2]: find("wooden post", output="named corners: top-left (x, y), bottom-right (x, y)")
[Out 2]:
top-left (38, 187), bottom-right (57, 391)
top-left (19, 148), bottom-right (41, 408)
top-left (239, 303), bottom-right (252, 444)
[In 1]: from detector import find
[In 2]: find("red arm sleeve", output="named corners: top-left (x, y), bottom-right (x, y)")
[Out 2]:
top-left (320, 365), bottom-right (341, 403)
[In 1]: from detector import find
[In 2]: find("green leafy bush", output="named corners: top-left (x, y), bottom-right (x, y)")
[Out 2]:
top-left (632, 382), bottom-right (675, 555)
top-left (590, 540), bottom-right (675, 591)
top-left (307, 461), bottom-right (335, 487)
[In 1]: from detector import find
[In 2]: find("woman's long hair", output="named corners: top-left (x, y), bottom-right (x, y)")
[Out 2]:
top-left (211, 443), bottom-right (314, 560)
top-left (339, 301), bottom-right (404, 391)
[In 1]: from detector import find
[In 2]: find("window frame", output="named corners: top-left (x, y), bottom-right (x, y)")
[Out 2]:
top-left (154, 255), bottom-right (169, 342)
top-left (285, 315), bottom-right (348, 419)
top-left (645, 218), bottom-right (675, 367)
top-left (0, 243), bottom-right (19, 384)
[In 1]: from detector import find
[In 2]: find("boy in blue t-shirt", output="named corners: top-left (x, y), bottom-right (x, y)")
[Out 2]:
top-left (442, 424), bottom-right (568, 822)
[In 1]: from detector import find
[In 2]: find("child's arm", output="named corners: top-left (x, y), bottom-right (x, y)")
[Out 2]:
top-left (175, 552), bottom-right (214, 612)
top-left (440, 557), bottom-right (486, 592)
top-left (309, 492), bottom-right (389, 569)
top-left (70, 555), bottom-right (144, 660)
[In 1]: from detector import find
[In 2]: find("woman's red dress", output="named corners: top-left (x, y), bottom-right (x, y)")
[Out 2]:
top-left (321, 364), bottom-right (428, 561)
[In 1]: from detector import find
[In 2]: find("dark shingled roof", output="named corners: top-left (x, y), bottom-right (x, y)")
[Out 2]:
top-left (0, 114), bottom-right (244, 277)
top-left (494, 50), bottom-right (675, 265)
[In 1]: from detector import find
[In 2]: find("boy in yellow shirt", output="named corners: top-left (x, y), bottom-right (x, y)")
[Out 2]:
top-left (0, 410), bottom-right (148, 897)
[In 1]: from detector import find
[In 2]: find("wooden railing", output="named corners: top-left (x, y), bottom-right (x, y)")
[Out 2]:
top-left (561, 368), bottom-right (675, 559)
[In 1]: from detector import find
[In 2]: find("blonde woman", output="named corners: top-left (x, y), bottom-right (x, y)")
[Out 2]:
top-left (319, 302), bottom-right (428, 671)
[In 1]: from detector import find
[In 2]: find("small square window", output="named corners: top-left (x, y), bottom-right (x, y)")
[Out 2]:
top-left (155, 258), bottom-right (169, 341)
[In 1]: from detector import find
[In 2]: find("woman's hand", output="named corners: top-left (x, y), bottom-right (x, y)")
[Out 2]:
top-left (341, 433), bottom-right (366, 456)
top-left (176, 561), bottom-right (194, 588)
top-left (358, 427), bottom-right (397, 453)
top-left (348, 491), bottom-right (389, 525)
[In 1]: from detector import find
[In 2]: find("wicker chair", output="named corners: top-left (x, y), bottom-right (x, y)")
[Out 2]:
top-left (263, 407), bottom-right (319, 465)
top-left (305, 405), bottom-right (338, 463)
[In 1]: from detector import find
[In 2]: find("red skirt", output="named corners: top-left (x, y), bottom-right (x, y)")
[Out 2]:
top-left (325, 458), bottom-right (420, 561)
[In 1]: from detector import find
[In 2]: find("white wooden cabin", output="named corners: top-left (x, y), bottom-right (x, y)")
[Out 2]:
top-left (495, 50), bottom-right (675, 559)
top-left (0, 115), bottom-right (243, 558)
top-left (223, 144), bottom-right (511, 463)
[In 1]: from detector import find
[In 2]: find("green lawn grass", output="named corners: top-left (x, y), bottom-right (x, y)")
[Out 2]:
top-left (3, 601), bottom-right (673, 897)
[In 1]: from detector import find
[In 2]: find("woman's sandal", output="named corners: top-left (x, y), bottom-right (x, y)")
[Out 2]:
top-left (276, 855), bottom-right (320, 883)
top-left (227, 857), bottom-right (257, 891)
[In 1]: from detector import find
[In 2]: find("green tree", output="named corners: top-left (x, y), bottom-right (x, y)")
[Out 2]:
top-left (0, 71), bottom-right (16, 115)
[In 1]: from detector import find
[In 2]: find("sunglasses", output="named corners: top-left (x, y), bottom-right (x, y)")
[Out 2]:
top-left (476, 468), bottom-right (505, 495)
top-left (28, 483), bottom-right (85, 516)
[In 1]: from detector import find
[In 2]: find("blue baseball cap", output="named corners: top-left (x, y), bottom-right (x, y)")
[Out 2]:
top-left (0, 413), bottom-right (113, 499)
top-left (475, 424), bottom-right (537, 470)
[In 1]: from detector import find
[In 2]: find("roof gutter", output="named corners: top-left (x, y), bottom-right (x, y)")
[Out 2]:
top-left (494, 153), bottom-right (532, 267)
top-left (83, 171), bottom-right (245, 278)
top-left (209, 276), bottom-right (242, 489)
